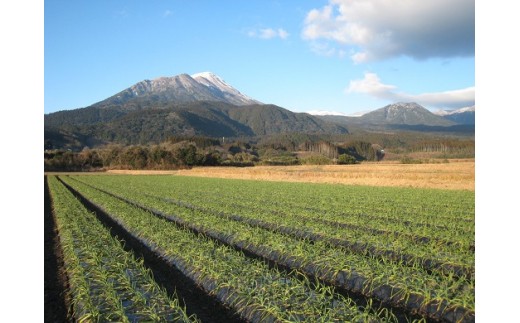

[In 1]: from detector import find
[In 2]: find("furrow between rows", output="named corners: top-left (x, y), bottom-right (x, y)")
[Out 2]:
top-left (60, 176), bottom-right (397, 322)
top-left (65, 176), bottom-right (474, 323)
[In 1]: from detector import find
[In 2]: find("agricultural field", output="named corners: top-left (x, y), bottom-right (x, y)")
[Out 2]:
top-left (107, 159), bottom-right (475, 191)
top-left (45, 173), bottom-right (475, 322)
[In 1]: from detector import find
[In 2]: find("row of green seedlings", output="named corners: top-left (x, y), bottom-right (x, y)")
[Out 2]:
top-left (245, 203), bottom-right (474, 252)
top-left (141, 194), bottom-right (475, 323)
top-left (67, 177), bottom-right (478, 323)
top-left (58, 176), bottom-right (400, 323)
top-left (200, 182), bottom-right (475, 244)
top-left (77, 175), bottom-right (474, 275)
top-left (155, 194), bottom-right (474, 278)
top-left (63, 176), bottom-right (474, 323)
top-left (153, 190), bottom-right (474, 253)
top-left (76, 175), bottom-right (474, 230)
top-left (144, 176), bottom-right (475, 228)
top-left (47, 176), bottom-right (198, 322)
top-left (244, 180), bottom-right (476, 223)
top-left (175, 193), bottom-right (474, 270)
top-left (67, 175), bottom-right (475, 288)
top-left (175, 182), bottom-right (475, 244)
top-left (75, 175), bottom-right (472, 279)
top-left (87, 175), bottom-right (474, 251)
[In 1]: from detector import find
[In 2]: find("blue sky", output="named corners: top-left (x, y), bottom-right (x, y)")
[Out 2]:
top-left (44, 0), bottom-right (475, 115)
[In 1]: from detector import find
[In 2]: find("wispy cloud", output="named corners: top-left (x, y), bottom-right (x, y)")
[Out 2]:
top-left (302, 0), bottom-right (475, 63)
top-left (248, 28), bottom-right (289, 40)
top-left (308, 41), bottom-right (346, 58)
top-left (347, 73), bottom-right (475, 108)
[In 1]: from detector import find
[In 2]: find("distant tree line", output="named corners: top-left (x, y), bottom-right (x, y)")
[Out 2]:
top-left (300, 141), bottom-right (339, 159)
top-left (44, 135), bottom-right (361, 171)
top-left (408, 139), bottom-right (474, 154)
top-left (298, 140), bottom-right (385, 162)
top-left (45, 142), bottom-right (222, 172)
top-left (44, 134), bottom-right (474, 172)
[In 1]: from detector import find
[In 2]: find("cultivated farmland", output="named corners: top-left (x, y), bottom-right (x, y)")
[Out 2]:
top-left (107, 159), bottom-right (476, 191)
top-left (46, 174), bottom-right (475, 322)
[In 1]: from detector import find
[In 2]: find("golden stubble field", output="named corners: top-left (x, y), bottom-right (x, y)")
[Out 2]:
top-left (107, 159), bottom-right (475, 191)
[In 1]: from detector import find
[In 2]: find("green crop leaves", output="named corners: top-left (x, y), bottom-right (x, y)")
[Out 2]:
top-left (59, 175), bottom-right (404, 322)
top-left (58, 174), bottom-right (475, 323)
top-left (47, 176), bottom-right (198, 322)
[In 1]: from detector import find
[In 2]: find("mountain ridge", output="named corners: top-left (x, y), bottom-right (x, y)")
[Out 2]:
top-left (313, 102), bottom-right (477, 128)
top-left (191, 72), bottom-right (261, 105)
top-left (45, 101), bottom-right (349, 148)
top-left (44, 73), bottom-right (473, 150)
top-left (360, 102), bottom-right (455, 126)
top-left (91, 72), bottom-right (260, 109)
top-left (433, 106), bottom-right (475, 124)
top-left (434, 105), bottom-right (475, 116)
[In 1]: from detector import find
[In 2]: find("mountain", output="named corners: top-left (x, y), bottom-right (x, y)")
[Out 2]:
top-left (317, 102), bottom-right (456, 127)
top-left (434, 106), bottom-right (475, 124)
top-left (45, 71), bottom-right (264, 128)
top-left (357, 102), bottom-right (455, 126)
top-left (91, 72), bottom-right (260, 110)
top-left (191, 72), bottom-right (260, 105)
top-left (45, 102), bottom-right (348, 149)
top-left (45, 72), bottom-right (348, 149)
top-left (226, 104), bottom-right (344, 136)
top-left (313, 102), bottom-right (476, 135)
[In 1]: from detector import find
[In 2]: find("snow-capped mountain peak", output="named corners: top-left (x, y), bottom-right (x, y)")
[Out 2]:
top-left (434, 105), bottom-right (475, 116)
top-left (191, 72), bottom-right (260, 105)
top-left (387, 102), bottom-right (425, 111)
top-left (433, 105), bottom-right (475, 124)
top-left (92, 72), bottom-right (261, 108)
top-left (192, 72), bottom-right (237, 94)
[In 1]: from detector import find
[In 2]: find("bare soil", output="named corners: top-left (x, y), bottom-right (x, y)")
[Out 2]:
top-left (61, 177), bottom-right (424, 323)
top-left (58, 178), bottom-right (245, 323)
top-left (44, 176), bottom-right (71, 322)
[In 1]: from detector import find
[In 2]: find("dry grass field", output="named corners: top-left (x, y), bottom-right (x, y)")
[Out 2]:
top-left (107, 159), bottom-right (475, 191)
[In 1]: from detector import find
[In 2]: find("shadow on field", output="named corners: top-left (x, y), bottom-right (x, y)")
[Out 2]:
top-left (44, 176), bottom-right (70, 322)
top-left (58, 177), bottom-right (245, 323)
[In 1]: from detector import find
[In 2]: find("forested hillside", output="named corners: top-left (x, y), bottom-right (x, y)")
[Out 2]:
top-left (45, 102), bottom-right (348, 149)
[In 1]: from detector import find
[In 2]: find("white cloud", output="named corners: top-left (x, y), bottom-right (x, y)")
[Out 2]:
top-left (259, 29), bottom-right (277, 39)
top-left (347, 73), bottom-right (475, 108)
top-left (411, 88), bottom-right (475, 108)
top-left (308, 41), bottom-right (346, 58)
top-left (302, 0), bottom-right (475, 62)
top-left (347, 73), bottom-right (396, 98)
top-left (248, 28), bottom-right (289, 40)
